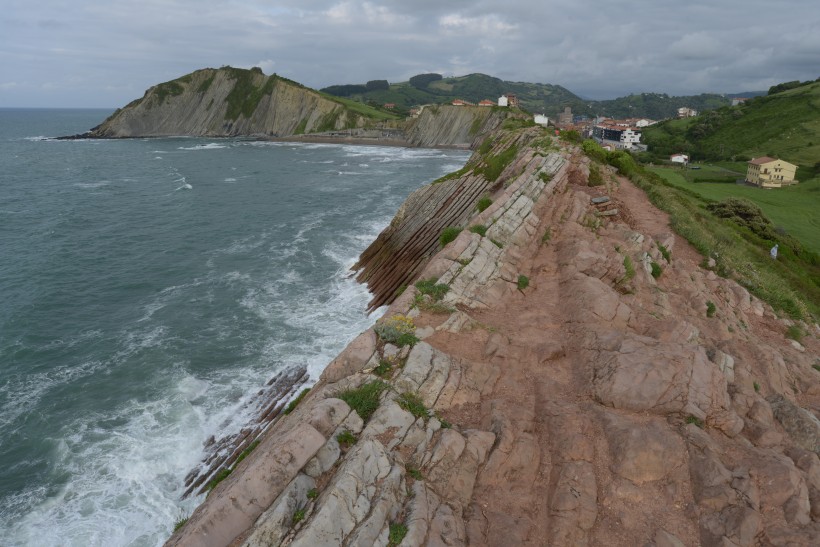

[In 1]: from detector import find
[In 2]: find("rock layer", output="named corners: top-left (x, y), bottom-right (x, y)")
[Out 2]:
top-left (167, 128), bottom-right (820, 546)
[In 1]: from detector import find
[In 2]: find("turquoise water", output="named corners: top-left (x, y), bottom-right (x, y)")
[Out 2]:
top-left (0, 109), bottom-right (469, 546)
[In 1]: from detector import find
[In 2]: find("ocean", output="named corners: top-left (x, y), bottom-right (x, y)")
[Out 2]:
top-left (0, 108), bottom-right (470, 546)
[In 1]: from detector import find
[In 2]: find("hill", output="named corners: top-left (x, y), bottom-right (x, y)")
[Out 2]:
top-left (641, 79), bottom-right (820, 165)
top-left (87, 67), bottom-right (400, 138)
top-left (321, 73), bottom-right (735, 119)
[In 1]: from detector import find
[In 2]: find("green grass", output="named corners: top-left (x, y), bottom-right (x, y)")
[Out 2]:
top-left (658, 244), bottom-right (671, 262)
top-left (406, 466), bottom-right (423, 480)
top-left (338, 381), bottom-right (388, 422)
top-left (292, 509), bottom-right (306, 524)
top-left (205, 467), bottom-right (232, 492)
top-left (685, 415), bottom-right (704, 428)
top-left (173, 515), bottom-right (189, 532)
top-left (650, 261), bottom-right (663, 279)
top-left (541, 227), bottom-right (552, 244)
top-left (476, 144), bottom-right (520, 182)
top-left (284, 388), bottom-right (310, 415)
top-left (336, 430), bottom-right (358, 447)
top-left (622, 255), bottom-right (636, 283)
top-left (414, 278), bottom-right (449, 301)
top-left (373, 359), bottom-right (393, 377)
top-left (388, 523), bottom-right (409, 547)
top-left (439, 227), bottom-right (463, 247)
top-left (476, 195), bottom-right (493, 212)
top-left (786, 325), bottom-right (804, 342)
top-left (649, 166), bottom-right (820, 254)
top-left (234, 440), bottom-right (260, 466)
top-left (307, 488), bottom-right (319, 500)
top-left (397, 392), bottom-right (429, 421)
top-left (753, 381), bottom-right (760, 392)
top-left (517, 275), bottom-right (530, 290)
top-left (469, 224), bottom-right (488, 237)
top-left (317, 92), bottom-right (400, 121)
top-left (706, 301), bottom-right (717, 318)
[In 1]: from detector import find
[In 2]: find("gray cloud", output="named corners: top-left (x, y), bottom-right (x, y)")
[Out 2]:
top-left (1, 0), bottom-right (817, 107)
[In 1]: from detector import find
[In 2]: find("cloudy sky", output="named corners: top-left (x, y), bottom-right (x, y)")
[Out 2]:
top-left (1, 0), bottom-right (818, 108)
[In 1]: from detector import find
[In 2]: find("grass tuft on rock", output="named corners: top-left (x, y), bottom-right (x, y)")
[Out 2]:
top-left (339, 381), bottom-right (388, 422)
top-left (439, 226), bottom-right (462, 247)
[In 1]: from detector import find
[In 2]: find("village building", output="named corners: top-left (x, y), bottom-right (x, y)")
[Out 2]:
top-left (677, 107), bottom-right (698, 118)
top-left (670, 153), bottom-right (689, 164)
top-left (592, 118), bottom-right (643, 150)
top-left (746, 157), bottom-right (798, 188)
top-left (557, 106), bottom-right (573, 126)
top-left (533, 114), bottom-right (549, 126)
top-left (731, 97), bottom-right (749, 106)
top-left (478, 99), bottom-right (495, 107)
top-left (383, 103), bottom-right (396, 110)
top-left (451, 99), bottom-right (475, 106)
top-left (498, 94), bottom-right (518, 108)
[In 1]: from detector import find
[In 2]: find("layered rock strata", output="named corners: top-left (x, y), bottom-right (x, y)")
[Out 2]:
top-left (167, 130), bottom-right (820, 546)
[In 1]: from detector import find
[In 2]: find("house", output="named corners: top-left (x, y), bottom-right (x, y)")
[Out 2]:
top-left (498, 93), bottom-right (518, 108)
top-left (557, 107), bottom-right (573, 126)
top-left (498, 95), bottom-right (508, 107)
top-left (634, 118), bottom-right (657, 128)
top-left (383, 103), bottom-right (396, 110)
top-left (746, 157), bottom-right (798, 188)
top-left (451, 99), bottom-right (475, 106)
top-left (534, 114), bottom-right (549, 126)
top-left (591, 118), bottom-right (643, 150)
top-left (478, 100), bottom-right (495, 107)
top-left (677, 107), bottom-right (698, 118)
top-left (670, 153), bottom-right (689, 164)
top-left (409, 108), bottom-right (421, 118)
top-left (731, 97), bottom-right (748, 106)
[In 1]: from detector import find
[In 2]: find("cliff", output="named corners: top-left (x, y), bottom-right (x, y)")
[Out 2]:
top-left (166, 126), bottom-right (820, 546)
top-left (89, 67), bottom-right (393, 138)
top-left (78, 68), bottom-right (515, 149)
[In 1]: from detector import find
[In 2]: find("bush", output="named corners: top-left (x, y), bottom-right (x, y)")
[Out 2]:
top-left (339, 381), bottom-right (389, 421)
top-left (476, 196), bottom-right (492, 212)
top-left (650, 261), bottom-right (663, 279)
top-left (786, 325), bottom-right (804, 341)
top-left (389, 523), bottom-right (409, 547)
top-left (622, 255), bottom-right (635, 283)
top-left (375, 314), bottom-right (418, 347)
top-left (469, 224), bottom-right (488, 237)
top-left (292, 509), bottom-right (306, 524)
top-left (706, 301), bottom-right (717, 317)
top-left (517, 275), bottom-right (530, 290)
top-left (588, 164), bottom-right (604, 186)
top-left (658, 244), bottom-right (671, 262)
top-left (439, 226), bottom-right (462, 247)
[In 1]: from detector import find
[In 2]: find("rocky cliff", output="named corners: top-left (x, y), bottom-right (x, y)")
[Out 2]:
top-left (80, 68), bottom-right (513, 148)
top-left (89, 67), bottom-right (385, 138)
top-left (166, 126), bottom-right (820, 546)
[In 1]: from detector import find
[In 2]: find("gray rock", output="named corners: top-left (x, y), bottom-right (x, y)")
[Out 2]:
top-left (243, 474), bottom-right (315, 547)
top-left (768, 394), bottom-right (820, 454)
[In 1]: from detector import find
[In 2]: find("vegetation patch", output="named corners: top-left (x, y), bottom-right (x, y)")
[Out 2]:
top-left (307, 488), bottom-right (319, 500)
top-left (373, 359), bottom-right (394, 378)
top-left (197, 72), bottom-right (216, 93)
top-left (685, 415), bottom-right (704, 428)
top-left (658, 243), bottom-right (671, 262)
top-left (292, 509), bottom-right (306, 525)
top-left (205, 467), bottom-right (232, 492)
top-left (153, 80), bottom-right (185, 105)
top-left (284, 388), bottom-right (310, 415)
top-left (622, 255), bottom-right (636, 283)
top-left (338, 380), bottom-right (389, 422)
top-left (490, 238), bottom-right (504, 248)
top-left (786, 325), bottom-right (804, 342)
top-left (439, 226), bottom-right (463, 247)
top-left (706, 301), bottom-right (717, 318)
top-left (650, 261), bottom-right (663, 279)
top-left (517, 275), bottom-right (530, 290)
top-left (469, 224), bottom-right (488, 237)
top-left (476, 195), bottom-right (493, 212)
top-left (754, 381), bottom-right (761, 392)
top-left (397, 392), bottom-right (430, 421)
top-left (388, 523), bottom-right (409, 547)
top-left (224, 68), bottom-right (278, 121)
top-left (234, 440), bottom-right (260, 466)
top-left (375, 314), bottom-right (419, 347)
top-left (415, 278), bottom-right (449, 301)
top-left (406, 466), bottom-right (423, 480)
top-left (541, 227), bottom-right (552, 244)
top-left (336, 430), bottom-right (358, 447)
top-left (173, 515), bottom-right (189, 532)
top-left (588, 164), bottom-right (604, 187)
top-left (476, 144), bottom-right (519, 182)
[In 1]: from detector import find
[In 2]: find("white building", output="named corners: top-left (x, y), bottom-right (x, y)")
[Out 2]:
top-left (534, 114), bottom-right (549, 126)
top-left (670, 153), bottom-right (689, 164)
top-left (498, 95), bottom-right (509, 107)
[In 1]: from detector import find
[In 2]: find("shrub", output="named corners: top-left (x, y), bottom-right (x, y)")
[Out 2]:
top-left (650, 261), bottom-right (663, 279)
top-left (339, 381), bottom-right (388, 422)
top-left (517, 275), bottom-right (530, 290)
top-left (476, 196), bottom-right (492, 212)
top-left (439, 226), bottom-right (462, 247)
top-left (753, 381), bottom-right (760, 392)
top-left (307, 488), bottom-right (319, 500)
top-left (389, 523), bottom-right (409, 547)
top-left (397, 392), bottom-right (429, 421)
top-left (469, 224), bottom-right (488, 237)
top-left (622, 255), bottom-right (635, 283)
top-left (706, 301), bottom-right (716, 318)
top-left (541, 227), bottom-right (552, 244)
top-left (292, 509), bottom-right (306, 524)
top-left (375, 314), bottom-right (418, 347)
top-left (658, 244), bottom-right (671, 262)
top-left (337, 430), bottom-right (358, 447)
top-left (786, 325), bottom-right (804, 341)
top-left (588, 164), bottom-right (604, 187)
top-left (284, 388), bottom-right (310, 415)
top-left (373, 359), bottom-right (393, 377)
top-left (415, 278), bottom-right (449, 301)
top-left (406, 466), bottom-right (423, 480)
top-left (685, 415), bottom-right (704, 428)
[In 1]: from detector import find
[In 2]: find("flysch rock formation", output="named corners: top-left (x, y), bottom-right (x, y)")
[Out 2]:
top-left (74, 67), bottom-right (511, 149)
top-left (166, 127), bottom-right (820, 547)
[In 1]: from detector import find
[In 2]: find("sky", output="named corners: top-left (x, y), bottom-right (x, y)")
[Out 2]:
top-left (1, 0), bottom-right (819, 108)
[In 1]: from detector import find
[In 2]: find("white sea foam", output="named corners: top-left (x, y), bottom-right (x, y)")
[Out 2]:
top-left (177, 143), bottom-right (226, 151)
top-left (224, 177), bottom-right (237, 182)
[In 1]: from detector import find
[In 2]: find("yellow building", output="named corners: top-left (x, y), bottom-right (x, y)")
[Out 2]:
top-left (746, 157), bottom-right (798, 188)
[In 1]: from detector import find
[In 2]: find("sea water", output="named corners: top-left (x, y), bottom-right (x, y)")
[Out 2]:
top-left (0, 108), bottom-right (470, 546)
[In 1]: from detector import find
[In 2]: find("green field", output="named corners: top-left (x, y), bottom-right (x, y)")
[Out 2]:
top-left (649, 166), bottom-right (820, 254)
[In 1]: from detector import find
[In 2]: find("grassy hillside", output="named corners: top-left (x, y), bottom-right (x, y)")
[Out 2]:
top-left (649, 165), bottom-right (820, 254)
top-left (642, 80), bottom-right (820, 164)
top-left (320, 73), bottom-right (732, 119)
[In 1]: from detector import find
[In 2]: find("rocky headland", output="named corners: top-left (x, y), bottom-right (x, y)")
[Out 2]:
top-left (165, 123), bottom-right (820, 546)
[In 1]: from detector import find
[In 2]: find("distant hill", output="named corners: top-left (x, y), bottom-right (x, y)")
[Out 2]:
top-left (320, 73), bottom-right (736, 119)
top-left (86, 67), bottom-right (400, 138)
top-left (641, 79), bottom-right (820, 166)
